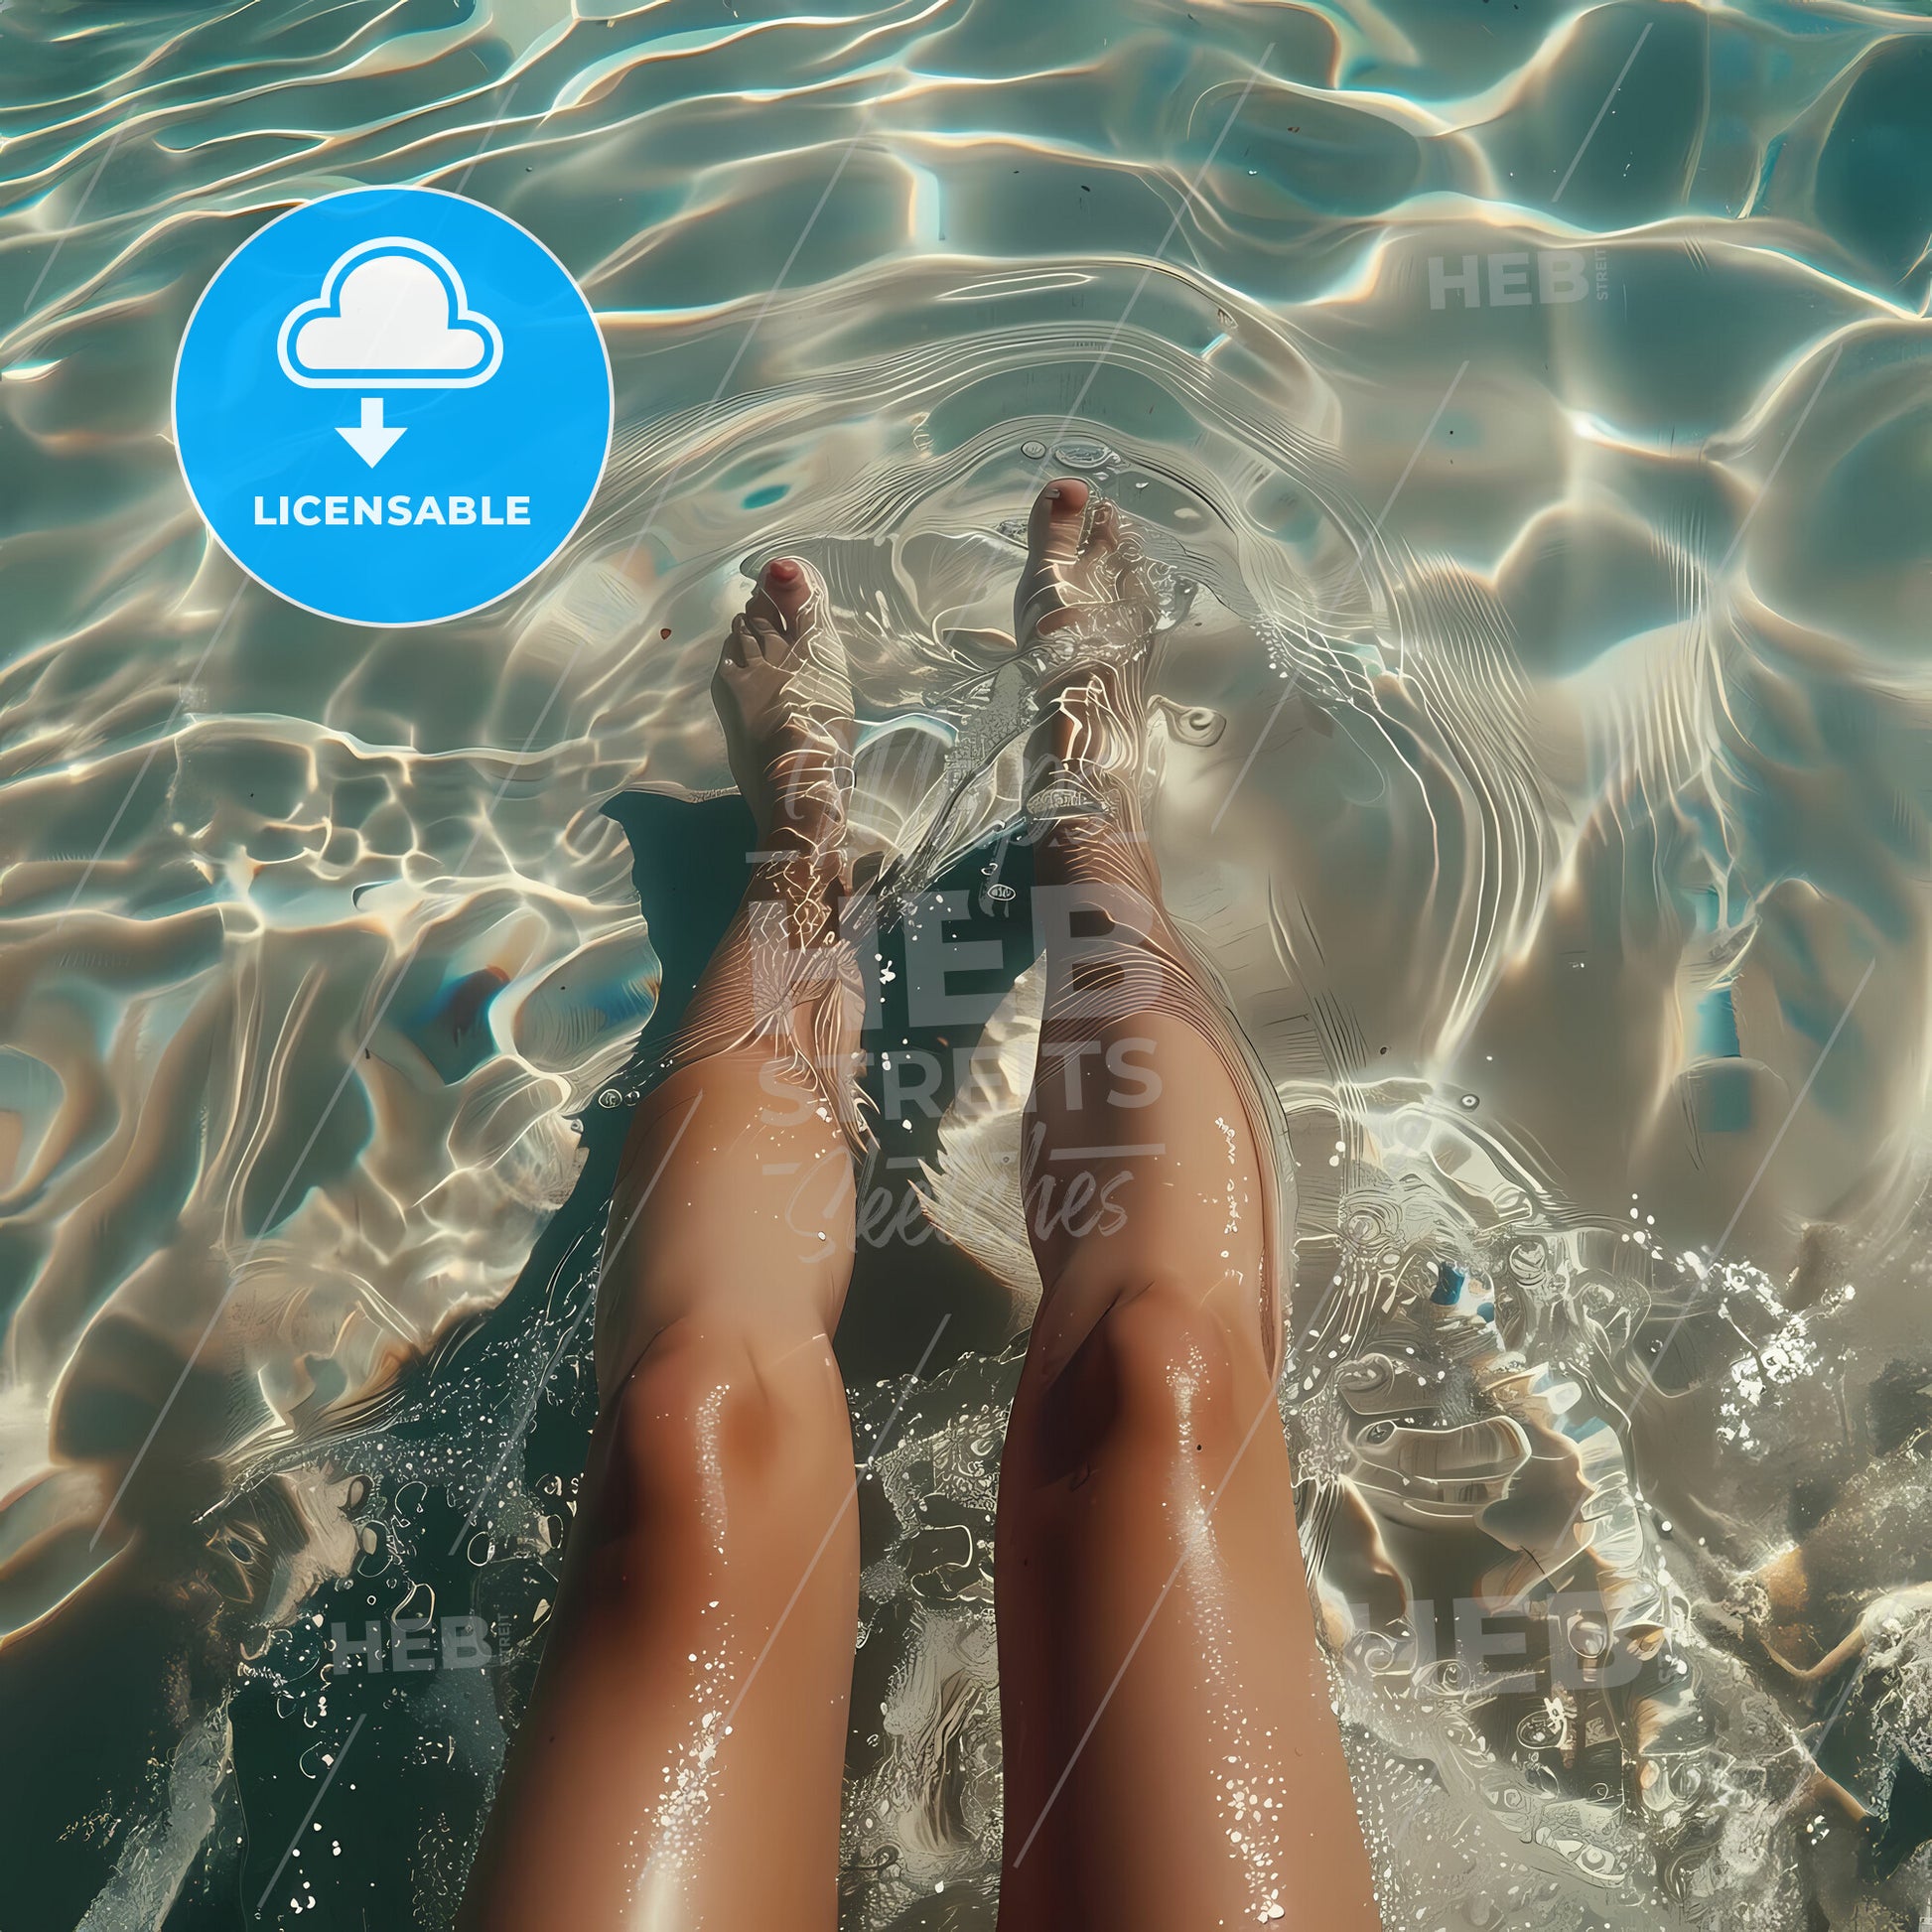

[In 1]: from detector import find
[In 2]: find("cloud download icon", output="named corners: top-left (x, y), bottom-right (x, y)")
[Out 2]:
top-left (174, 188), bottom-right (612, 627)
top-left (276, 238), bottom-right (506, 469)
top-left (280, 240), bottom-right (503, 386)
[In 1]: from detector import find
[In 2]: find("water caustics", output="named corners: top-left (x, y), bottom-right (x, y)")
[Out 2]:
top-left (2, 1), bottom-right (1931, 1928)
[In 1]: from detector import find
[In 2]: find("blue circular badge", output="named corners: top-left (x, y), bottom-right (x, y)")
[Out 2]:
top-left (174, 187), bottom-right (612, 627)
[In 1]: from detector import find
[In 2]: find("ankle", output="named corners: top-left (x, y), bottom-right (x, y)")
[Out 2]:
top-left (754, 807), bottom-right (847, 864)
top-left (752, 742), bottom-right (852, 857)
top-left (1023, 672), bottom-right (1153, 839)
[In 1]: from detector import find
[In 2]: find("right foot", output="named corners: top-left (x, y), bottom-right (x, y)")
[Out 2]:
top-left (1015, 477), bottom-right (1161, 669)
top-left (712, 557), bottom-right (856, 858)
top-left (1013, 479), bottom-right (1163, 822)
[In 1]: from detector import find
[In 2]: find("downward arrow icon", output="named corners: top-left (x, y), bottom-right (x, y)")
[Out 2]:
top-left (338, 396), bottom-right (406, 468)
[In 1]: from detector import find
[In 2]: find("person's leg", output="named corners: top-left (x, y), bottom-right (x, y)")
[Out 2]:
top-left (460, 560), bottom-right (866, 1932)
top-left (994, 482), bottom-right (1381, 1930)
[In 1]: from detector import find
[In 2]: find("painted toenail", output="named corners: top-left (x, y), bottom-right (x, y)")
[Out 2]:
top-left (765, 558), bottom-right (801, 584)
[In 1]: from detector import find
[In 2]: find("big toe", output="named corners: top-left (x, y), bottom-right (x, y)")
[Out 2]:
top-left (1025, 476), bottom-right (1094, 567)
top-left (746, 555), bottom-right (813, 645)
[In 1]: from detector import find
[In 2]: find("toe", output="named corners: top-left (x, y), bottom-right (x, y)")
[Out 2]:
top-left (746, 555), bottom-right (811, 643)
top-left (1025, 477), bottom-right (1090, 566)
top-left (1085, 495), bottom-right (1125, 556)
top-left (1019, 478), bottom-right (1099, 638)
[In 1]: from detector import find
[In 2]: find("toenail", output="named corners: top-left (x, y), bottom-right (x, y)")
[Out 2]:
top-left (765, 557), bottom-right (800, 584)
top-left (1046, 478), bottom-right (1089, 510)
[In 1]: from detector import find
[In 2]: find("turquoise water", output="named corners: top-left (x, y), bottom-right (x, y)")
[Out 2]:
top-left (3, 1), bottom-right (1932, 1926)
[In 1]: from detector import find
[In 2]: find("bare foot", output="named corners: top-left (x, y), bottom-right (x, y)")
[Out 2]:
top-left (1015, 476), bottom-right (1161, 661)
top-left (1013, 479), bottom-right (1162, 821)
top-left (712, 557), bottom-right (856, 857)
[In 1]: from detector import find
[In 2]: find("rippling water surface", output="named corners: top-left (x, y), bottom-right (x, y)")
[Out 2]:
top-left (4, 1), bottom-right (1932, 1926)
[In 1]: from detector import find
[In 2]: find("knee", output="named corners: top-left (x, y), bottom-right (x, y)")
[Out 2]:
top-left (1023, 1277), bottom-right (1250, 1477)
top-left (599, 1319), bottom-right (850, 1535)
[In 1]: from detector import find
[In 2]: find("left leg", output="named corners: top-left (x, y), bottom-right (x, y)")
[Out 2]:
top-left (460, 561), bottom-right (866, 1931)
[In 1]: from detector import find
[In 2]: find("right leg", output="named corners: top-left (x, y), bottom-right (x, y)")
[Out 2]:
top-left (994, 483), bottom-right (1380, 1931)
top-left (461, 560), bottom-right (866, 1931)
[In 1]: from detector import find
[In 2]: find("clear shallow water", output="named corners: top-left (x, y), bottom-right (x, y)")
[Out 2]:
top-left (3, 1), bottom-right (1931, 1926)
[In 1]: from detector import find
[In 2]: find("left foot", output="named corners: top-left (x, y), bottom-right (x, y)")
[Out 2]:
top-left (654, 559), bottom-right (870, 1154)
top-left (711, 558), bottom-right (856, 859)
